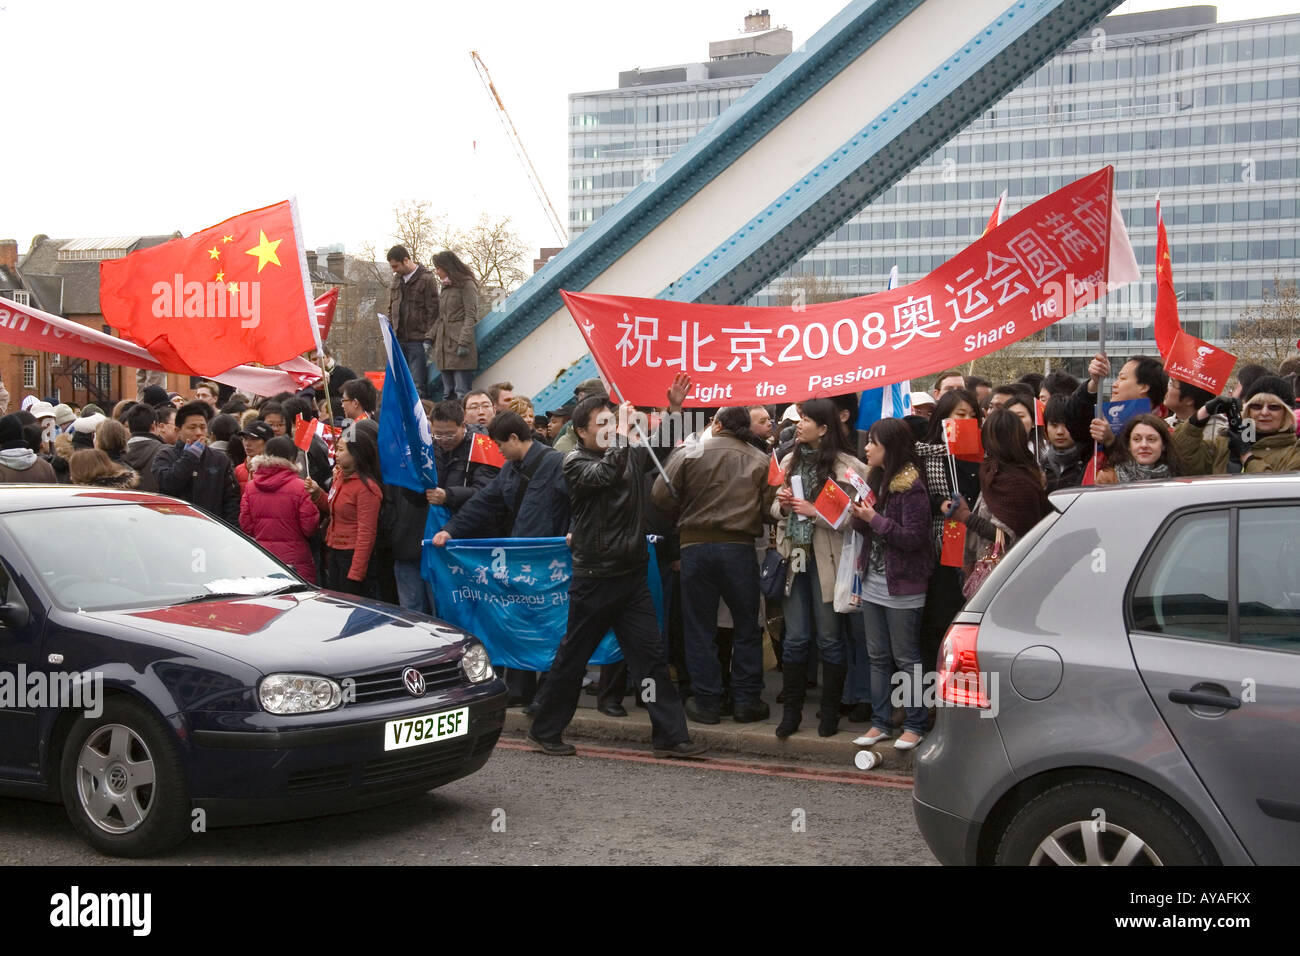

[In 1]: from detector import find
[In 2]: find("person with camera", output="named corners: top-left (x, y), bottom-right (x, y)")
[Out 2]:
top-left (1174, 375), bottom-right (1300, 474)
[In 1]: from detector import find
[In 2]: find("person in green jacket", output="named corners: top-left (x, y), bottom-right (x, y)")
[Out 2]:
top-left (1174, 375), bottom-right (1300, 474)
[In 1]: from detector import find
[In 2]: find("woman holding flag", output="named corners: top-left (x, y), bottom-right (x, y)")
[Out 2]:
top-left (309, 422), bottom-right (383, 595)
top-left (849, 418), bottom-right (933, 752)
top-left (772, 399), bottom-right (868, 739)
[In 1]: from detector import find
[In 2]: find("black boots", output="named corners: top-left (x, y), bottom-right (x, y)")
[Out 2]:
top-left (818, 663), bottom-right (848, 737)
top-left (775, 661), bottom-right (806, 739)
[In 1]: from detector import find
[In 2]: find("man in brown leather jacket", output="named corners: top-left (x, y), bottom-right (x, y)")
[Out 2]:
top-left (652, 406), bottom-right (777, 724)
top-left (387, 245), bottom-right (440, 398)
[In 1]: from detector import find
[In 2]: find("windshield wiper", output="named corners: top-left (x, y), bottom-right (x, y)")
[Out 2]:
top-left (172, 591), bottom-right (260, 605)
top-left (264, 583), bottom-right (315, 596)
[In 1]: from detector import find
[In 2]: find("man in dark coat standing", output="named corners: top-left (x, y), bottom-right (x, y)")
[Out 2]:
top-left (387, 245), bottom-right (440, 399)
top-left (152, 401), bottom-right (240, 526)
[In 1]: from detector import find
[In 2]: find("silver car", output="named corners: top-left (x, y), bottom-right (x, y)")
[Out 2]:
top-left (913, 474), bottom-right (1300, 865)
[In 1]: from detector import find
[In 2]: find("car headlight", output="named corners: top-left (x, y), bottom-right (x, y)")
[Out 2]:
top-left (259, 674), bottom-right (343, 714)
top-left (461, 642), bottom-right (495, 684)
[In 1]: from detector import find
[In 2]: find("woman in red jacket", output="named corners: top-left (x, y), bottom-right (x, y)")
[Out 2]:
top-left (309, 423), bottom-right (382, 596)
top-left (240, 436), bottom-right (320, 583)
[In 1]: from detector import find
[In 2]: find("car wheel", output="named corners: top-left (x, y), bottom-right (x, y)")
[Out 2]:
top-left (993, 777), bottom-right (1215, 866)
top-left (60, 698), bottom-right (191, 858)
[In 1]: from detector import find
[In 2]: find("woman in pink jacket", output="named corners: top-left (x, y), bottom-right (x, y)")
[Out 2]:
top-left (239, 436), bottom-right (321, 583)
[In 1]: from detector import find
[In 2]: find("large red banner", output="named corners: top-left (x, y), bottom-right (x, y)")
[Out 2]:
top-left (562, 168), bottom-right (1140, 408)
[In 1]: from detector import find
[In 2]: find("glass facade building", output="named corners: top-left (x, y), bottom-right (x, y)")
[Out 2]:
top-left (567, 7), bottom-right (1300, 358)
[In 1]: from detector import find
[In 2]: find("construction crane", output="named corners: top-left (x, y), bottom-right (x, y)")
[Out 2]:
top-left (470, 51), bottom-right (567, 246)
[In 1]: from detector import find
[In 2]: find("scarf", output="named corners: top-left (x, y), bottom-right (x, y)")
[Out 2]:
top-left (786, 444), bottom-right (827, 547)
top-left (978, 461), bottom-right (1047, 540)
top-left (1114, 460), bottom-right (1171, 483)
top-left (1044, 444), bottom-right (1080, 479)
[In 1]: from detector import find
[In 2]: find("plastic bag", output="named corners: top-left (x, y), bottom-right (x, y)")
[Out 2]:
top-left (833, 528), bottom-right (863, 613)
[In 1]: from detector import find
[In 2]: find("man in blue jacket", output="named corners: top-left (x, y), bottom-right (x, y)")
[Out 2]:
top-left (151, 401), bottom-right (240, 527)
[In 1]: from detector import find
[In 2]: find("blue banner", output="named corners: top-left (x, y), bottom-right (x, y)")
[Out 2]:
top-left (423, 537), bottom-right (666, 671)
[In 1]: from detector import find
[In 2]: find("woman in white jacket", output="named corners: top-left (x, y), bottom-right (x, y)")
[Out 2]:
top-left (772, 398), bottom-right (869, 739)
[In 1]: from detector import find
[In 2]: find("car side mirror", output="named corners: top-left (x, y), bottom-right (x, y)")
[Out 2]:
top-left (0, 593), bottom-right (29, 629)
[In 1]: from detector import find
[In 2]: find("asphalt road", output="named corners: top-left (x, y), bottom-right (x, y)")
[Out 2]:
top-left (0, 738), bottom-right (935, 865)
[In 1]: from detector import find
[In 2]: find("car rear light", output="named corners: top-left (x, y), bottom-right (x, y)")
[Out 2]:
top-left (938, 624), bottom-right (990, 708)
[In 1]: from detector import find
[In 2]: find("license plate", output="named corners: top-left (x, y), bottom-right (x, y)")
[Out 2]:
top-left (383, 707), bottom-right (469, 751)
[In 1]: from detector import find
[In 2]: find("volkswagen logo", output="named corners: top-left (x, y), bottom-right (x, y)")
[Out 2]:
top-left (402, 667), bottom-right (426, 697)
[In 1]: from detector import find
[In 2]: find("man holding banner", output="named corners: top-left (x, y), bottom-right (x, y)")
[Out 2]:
top-left (527, 396), bottom-right (705, 758)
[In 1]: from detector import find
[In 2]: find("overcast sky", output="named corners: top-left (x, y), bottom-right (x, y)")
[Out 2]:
top-left (4, 0), bottom-right (1295, 264)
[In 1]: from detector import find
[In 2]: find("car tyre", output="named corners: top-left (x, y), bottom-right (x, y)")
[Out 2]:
top-left (993, 777), bottom-right (1215, 866)
top-left (60, 697), bottom-right (191, 858)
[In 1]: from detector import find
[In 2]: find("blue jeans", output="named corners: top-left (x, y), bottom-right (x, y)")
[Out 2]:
top-left (400, 340), bottom-right (429, 399)
top-left (440, 369), bottom-right (474, 402)
top-left (680, 542), bottom-right (763, 709)
top-left (393, 559), bottom-right (435, 615)
top-left (861, 601), bottom-right (927, 735)
top-left (781, 560), bottom-right (846, 666)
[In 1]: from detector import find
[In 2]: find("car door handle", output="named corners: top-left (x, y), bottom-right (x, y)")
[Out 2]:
top-left (1169, 689), bottom-right (1242, 710)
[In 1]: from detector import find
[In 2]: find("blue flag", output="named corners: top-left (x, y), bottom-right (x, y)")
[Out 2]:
top-left (857, 267), bottom-right (912, 430)
top-left (376, 314), bottom-right (449, 512)
top-left (1103, 397), bottom-right (1152, 434)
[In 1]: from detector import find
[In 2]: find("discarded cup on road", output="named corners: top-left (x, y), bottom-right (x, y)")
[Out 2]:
top-left (854, 749), bottom-right (883, 771)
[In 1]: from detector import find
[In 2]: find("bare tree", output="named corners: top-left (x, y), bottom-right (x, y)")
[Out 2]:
top-left (434, 214), bottom-right (530, 292)
top-left (390, 200), bottom-right (446, 265)
top-left (1229, 276), bottom-right (1300, 370)
top-left (771, 273), bottom-right (849, 308)
top-left (963, 329), bottom-right (1049, 387)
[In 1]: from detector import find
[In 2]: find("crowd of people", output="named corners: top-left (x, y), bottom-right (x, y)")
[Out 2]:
top-left (2, 247), bottom-right (1298, 757)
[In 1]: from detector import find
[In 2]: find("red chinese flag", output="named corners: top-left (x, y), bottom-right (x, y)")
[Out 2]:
top-left (767, 450), bottom-right (784, 486)
top-left (943, 417), bottom-right (983, 463)
top-left (1035, 399), bottom-right (1045, 427)
top-left (469, 432), bottom-right (506, 468)
top-left (1153, 198), bottom-right (1182, 359)
top-left (314, 287), bottom-right (339, 340)
top-left (940, 519), bottom-right (967, 567)
top-left (1082, 449), bottom-right (1105, 486)
top-left (99, 200), bottom-right (317, 376)
top-left (813, 478), bottom-right (852, 529)
top-left (364, 371), bottom-right (385, 393)
top-left (292, 415), bottom-right (315, 452)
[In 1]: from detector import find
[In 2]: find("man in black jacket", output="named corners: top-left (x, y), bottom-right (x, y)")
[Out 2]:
top-left (151, 401), bottom-right (239, 526)
top-left (122, 404), bottom-right (164, 493)
top-left (525, 396), bottom-right (704, 759)
top-left (428, 400), bottom-right (499, 517)
top-left (388, 245), bottom-right (440, 399)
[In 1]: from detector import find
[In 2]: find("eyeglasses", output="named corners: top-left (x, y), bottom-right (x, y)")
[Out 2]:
top-left (465, 401), bottom-right (492, 411)
top-left (1250, 403), bottom-right (1288, 414)
top-left (432, 432), bottom-right (460, 443)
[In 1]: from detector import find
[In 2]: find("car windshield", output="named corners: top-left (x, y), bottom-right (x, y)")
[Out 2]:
top-left (2, 499), bottom-right (297, 612)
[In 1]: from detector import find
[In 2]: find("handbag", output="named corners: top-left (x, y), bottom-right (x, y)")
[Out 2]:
top-left (833, 528), bottom-right (863, 613)
top-left (759, 548), bottom-right (788, 599)
top-left (962, 527), bottom-right (1005, 599)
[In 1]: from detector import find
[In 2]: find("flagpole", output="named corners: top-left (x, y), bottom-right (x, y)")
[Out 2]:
top-left (1095, 166), bottom-right (1116, 446)
top-left (289, 196), bottom-right (334, 423)
top-left (604, 377), bottom-right (676, 494)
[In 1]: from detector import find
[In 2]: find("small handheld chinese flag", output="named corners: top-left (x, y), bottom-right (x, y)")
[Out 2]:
top-left (1035, 399), bottom-right (1045, 427)
top-left (940, 519), bottom-right (967, 567)
top-left (813, 478), bottom-right (852, 529)
top-left (943, 417), bottom-right (983, 463)
top-left (292, 415), bottom-right (315, 452)
top-left (469, 432), bottom-right (506, 468)
top-left (767, 451), bottom-right (784, 486)
top-left (1153, 197), bottom-right (1183, 359)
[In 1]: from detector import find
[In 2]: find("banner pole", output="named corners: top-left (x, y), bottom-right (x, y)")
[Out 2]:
top-left (606, 376), bottom-right (675, 495)
top-left (1095, 165), bottom-right (1116, 445)
top-left (289, 197), bottom-right (334, 423)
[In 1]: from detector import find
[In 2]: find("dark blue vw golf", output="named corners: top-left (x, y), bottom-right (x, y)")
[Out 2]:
top-left (0, 485), bottom-right (507, 856)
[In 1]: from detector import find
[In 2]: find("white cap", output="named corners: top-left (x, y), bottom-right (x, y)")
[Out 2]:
top-left (781, 404), bottom-right (801, 423)
top-left (28, 401), bottom-right (56, 420)
top-left (910, 391), bottom-right (936, 409)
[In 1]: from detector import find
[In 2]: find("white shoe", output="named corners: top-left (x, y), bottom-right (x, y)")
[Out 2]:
top-left (893, 733), bottom-right (924, 751)
top-left (852, 731), bottom-right (891, 747)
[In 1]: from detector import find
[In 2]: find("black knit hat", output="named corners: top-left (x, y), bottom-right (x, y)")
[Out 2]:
top-left (1244, 375), bottom-right (1296, 409)
top-left (141, 385), bottom-right (170, 407)
top-left (0, 414), bottom-right (25, 450)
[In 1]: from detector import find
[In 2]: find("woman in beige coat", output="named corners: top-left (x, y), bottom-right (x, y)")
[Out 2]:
top-left (430, 250), bottom-right (479, 401)
top-left (771, 398), bottom-right (870, 739)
